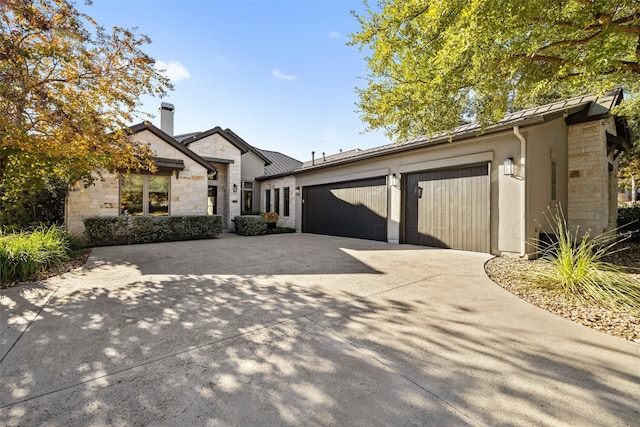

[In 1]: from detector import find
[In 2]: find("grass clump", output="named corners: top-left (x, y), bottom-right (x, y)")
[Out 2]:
top-left (535, 207), bottom-right (640, 310)
top-left (0, 226), bottom-right (75, 283)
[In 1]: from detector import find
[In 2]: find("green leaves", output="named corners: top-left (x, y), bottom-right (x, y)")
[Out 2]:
top-left (0, 0), bottom-right (171, 203)
top-left (351, 0), bottom-right (640, 141)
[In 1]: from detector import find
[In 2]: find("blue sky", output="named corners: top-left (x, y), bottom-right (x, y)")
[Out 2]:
top-left (79, 0), bottom-right (388, 162)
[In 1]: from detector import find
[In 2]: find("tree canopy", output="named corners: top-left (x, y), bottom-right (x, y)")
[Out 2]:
top-left (0, 0), bottom-right (171, 204)
top-left (350, 0), bottom-right (640, 142)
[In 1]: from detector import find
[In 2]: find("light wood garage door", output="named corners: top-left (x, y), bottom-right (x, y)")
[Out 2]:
top-left (403, 164), bottom-right (490, 252)
top-left (302, 177), bottom-right (388, 241)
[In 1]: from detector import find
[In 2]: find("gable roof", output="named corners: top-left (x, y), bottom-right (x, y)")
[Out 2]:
top-left (293, 89), bottom-right (626, 174)
top-left (128, 122), bottom-right (216, 172)
top-left (180, 127), bottom-right (272, 165)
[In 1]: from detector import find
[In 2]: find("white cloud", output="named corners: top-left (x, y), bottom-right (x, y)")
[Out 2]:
top-left (272, 69), bottom-right (297, 81)
top-left (154, 60), bottom-right (191, 83)
top-left (329, 30), bottom-right (343, 39)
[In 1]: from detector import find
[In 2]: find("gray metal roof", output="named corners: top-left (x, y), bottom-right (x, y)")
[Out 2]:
top-left (293, 89), bottom-right (623, 174)
top-left (253, 148), bottom-right (302, 176)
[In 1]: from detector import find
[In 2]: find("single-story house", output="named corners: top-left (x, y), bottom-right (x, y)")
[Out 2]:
top-left (66, 90), bottom-right (632, 257)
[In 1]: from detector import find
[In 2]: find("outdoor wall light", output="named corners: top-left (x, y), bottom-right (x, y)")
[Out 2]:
top-left (295, 186), bottom-right (301, 195)
top-left (504, 157), bottom-right (515, 176)
top-left (390, 173), bottom-right (398, 187)
top-left (233, 183), bottom-right (238, 193)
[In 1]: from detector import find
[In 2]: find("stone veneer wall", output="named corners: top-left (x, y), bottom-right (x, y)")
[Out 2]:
top-left (187, 133), bottom-right (242, 230)
top-left (260, 176), bottom-right (297, 229)
top-left (567, 119), bottom-right (617, 235)
top-left (66, 130), bottom-right (209, 235)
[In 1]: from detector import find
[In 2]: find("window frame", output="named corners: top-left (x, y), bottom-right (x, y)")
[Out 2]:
top-left (283, 187), bottom-right (290, 217)
top-left (119, 173), bottom-right (171, 216)
top-left (265, 189), bottom-right (271, 212)
top-left (274, 188), bottom-right (280, 215)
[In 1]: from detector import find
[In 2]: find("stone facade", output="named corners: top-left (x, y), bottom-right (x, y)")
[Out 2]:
top-left (260, 176), bottom-right (297, 229)
top-left (66, 129), bottom-right (209, 235)
top-left (567, 118), bottom-right (617, 235)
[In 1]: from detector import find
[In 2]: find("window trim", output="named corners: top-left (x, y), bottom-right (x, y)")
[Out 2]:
top-left (119, 173), bottom-right (171, 216)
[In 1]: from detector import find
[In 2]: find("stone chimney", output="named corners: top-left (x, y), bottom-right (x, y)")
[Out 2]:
top-left (159, 102), bottom-right (175, 136)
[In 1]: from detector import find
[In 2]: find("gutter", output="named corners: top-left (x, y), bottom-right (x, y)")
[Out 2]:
top-left (513, 126), bottom-right (527, 257)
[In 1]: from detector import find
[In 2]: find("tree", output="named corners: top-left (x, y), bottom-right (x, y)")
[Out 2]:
top-left (0, 0), bottom-right (171, 210)
top-left (618, 143), bottom-right (640, 203)
top-left (350, 0), bottom-right (640, 142)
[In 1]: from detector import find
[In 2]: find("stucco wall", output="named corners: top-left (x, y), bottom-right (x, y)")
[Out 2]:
top-left (240, 151), bottom-right (266, 212)
top-left (187, 133), bottom-right (242, 230)
top-left (567, 119), bottom-right (616, 235)
top-left (66, 129), bottom-right (209, 235)
top-left (260, 176), bottom-right (297, 228)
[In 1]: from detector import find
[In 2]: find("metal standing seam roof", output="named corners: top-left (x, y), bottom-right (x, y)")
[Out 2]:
top-left (290, 89), bottom-right (623, 174)
top-left (253, 148), bottom-right (303, 177)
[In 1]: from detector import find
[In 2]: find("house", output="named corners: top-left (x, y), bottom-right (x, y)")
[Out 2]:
top-left (66, 90), bottom-right (631, 257)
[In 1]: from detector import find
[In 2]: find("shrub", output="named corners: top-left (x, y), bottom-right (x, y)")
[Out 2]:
top-left (0, 226), bottom-right (72, 283)
top-left (618, 205), bottom-right (640, 242)
top-left (0, 176), bottom-right (67, 230)
top-left (535, 207), bottom-right (640, 310)
top-left (233, 215), bottom-right (267, 236)
top-left (84, 215), bottom-right (223, 246)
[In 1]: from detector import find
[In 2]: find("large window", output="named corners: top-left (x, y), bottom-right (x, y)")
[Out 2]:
top-left (274, 188), bottom-right (280, 215)
top-left (208, 186), bottom-right (217, 215)
top-left (283, 187), bottom-right (290, 217)
top-left (265, 189), bottom-right (271, 212)
top-left (120, 174), bottom-right (169, 216)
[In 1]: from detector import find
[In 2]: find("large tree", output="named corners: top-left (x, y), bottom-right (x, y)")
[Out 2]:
top-left (0, 0), bottom-right (171, 206)
top-left (350, 0), bottom-right (640, 141)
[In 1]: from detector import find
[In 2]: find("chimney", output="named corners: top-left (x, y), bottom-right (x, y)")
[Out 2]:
top-left (159, 102), bottom-right (175, 136)
top-left (322, 152), bottom-right (326, 162)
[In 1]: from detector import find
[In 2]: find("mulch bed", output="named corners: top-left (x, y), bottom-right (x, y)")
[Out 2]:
top-left (485, 242), bottom-right (640, 343)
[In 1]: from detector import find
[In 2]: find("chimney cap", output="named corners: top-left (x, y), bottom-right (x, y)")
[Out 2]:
top-left (160, 102), bottom-right (175, 112)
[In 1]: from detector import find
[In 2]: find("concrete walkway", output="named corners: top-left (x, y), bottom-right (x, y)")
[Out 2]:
top-left (1, 233), bottom-right (638, 426)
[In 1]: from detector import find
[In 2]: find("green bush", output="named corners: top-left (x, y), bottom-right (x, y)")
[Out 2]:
top-left (535, 207), bottom-right (640, 310)
top-left (618, 205), bottom-right (640, 242)
top-left (233, 215), bottom-right (267, 236)
top-left (84, 215), bottom-right (223, 246)
top-left (0, 226), bottom-right (72, 283)
top-left (0, 176), bottom-right (67, 230)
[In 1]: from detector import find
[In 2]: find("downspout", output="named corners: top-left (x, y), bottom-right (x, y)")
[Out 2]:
top-left (513, 126), bottom-right (527, 257)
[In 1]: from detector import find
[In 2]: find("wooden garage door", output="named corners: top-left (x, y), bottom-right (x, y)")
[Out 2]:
top-left (404, 164), bottom-right (490, 252)
top-left (302, 177), bottom-right (387, 241)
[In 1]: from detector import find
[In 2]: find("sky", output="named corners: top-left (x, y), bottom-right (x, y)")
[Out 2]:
top-left (77, 0), bottom-right (389, 162)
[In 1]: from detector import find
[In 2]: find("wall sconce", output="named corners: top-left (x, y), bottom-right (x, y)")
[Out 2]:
top-left (390, 173), bottom-right (398, 187)
top-left (233, 183), bottom-right (238, 193)
top-left (295, 186), bottom-right (300, 195)
top-left (504, 157), bottom-right (515, 176)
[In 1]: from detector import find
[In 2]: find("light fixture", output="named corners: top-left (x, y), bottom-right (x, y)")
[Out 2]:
top-left (233, 183), bottom-right (238, 193)
top-left (504, 157), bottom-right (515, 176)
top-left (390, 173), bottom-right (398, 187)
top-left (295, 186), bottom-right (300, 195)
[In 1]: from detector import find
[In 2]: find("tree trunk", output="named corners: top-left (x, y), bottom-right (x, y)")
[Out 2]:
top-left (632, 175), bottom-right (637, 204)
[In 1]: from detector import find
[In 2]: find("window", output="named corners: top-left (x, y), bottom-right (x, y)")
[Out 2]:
top-left (274, 188), bottom-right (280, 214)
top-left (208, 186), bottom-right (217, 215)
top-left (120, 174), bottom-right (169, 216)
top-left (283, 187), bottom-right (290, 217)
top-left (207, 170), bottom-right (217, 181)
top-left (242, 181), bottom-right (253, 212)
top-left (265, 189), bottom-right (271, 212)
top-left (551, 160), bottom-right (557, 201)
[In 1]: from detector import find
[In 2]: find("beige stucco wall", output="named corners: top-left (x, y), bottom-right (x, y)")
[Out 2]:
top-left (66, 129), bottom-right (209, 235)
top-left (240, 151), bottom-right (266, 211)
top-left (567, 118), bottom-right (617, 235)
top-left (294, 119), bottom-right (572, 255)
top-left (260, 176), bottom-right (297, 228)
top-left (187, 133), bottom-right (242, 230)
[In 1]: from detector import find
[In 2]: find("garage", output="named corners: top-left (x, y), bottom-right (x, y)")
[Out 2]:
top-left (403, 164), bottom-right (490, 252)
top-left (302, 177), bottom-right (387, 241)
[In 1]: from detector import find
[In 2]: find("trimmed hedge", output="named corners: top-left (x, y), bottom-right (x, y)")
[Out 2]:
top-left (84, 215), bottom-right (223, 246)
top-left (618, 205), bottom-right (640, 242)
top-left (233, 215), bottom-right (267, 236)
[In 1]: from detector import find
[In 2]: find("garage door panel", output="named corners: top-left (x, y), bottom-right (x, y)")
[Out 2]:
top-left (303, 177), bottom-right (387, 241)
top-left (404, 164), bottom-right (489, 252)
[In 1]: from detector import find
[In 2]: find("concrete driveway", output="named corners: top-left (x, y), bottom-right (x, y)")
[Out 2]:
top-left (1, 233), bottom-right (639, 426)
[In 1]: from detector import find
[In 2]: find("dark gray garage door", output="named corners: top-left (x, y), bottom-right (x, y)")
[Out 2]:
top-left (302, 177), bottom-right (387, 241)
top-left (404, 164), bottom-right (490, 252)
